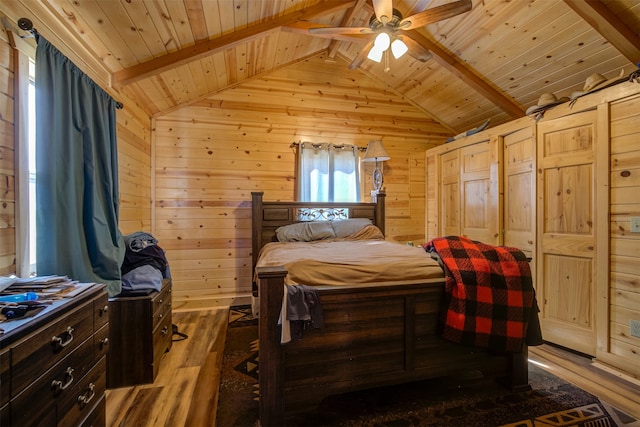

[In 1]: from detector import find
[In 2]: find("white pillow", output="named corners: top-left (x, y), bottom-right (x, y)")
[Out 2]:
top-left (330, 218), bottom-right (373, 238)
top-left (276, 221), bottom-right (336, 242)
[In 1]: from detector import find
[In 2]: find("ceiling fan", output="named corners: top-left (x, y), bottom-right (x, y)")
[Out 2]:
top-left (309, 0), bottom-right (472, 71)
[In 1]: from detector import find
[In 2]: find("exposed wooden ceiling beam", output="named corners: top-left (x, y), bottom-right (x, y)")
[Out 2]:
top-left (112, 1), bottom-right (356, 87)
top-left (405, 30), bottom-right (525, 119)
top-left (563, 0), bottom-right (640, 65)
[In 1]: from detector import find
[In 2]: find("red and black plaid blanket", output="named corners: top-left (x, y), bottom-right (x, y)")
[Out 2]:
top-left (423, 236), bottom-right (535, 353)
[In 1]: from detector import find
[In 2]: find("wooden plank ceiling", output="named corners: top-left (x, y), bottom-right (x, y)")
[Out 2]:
top-left (2, 0), bottom-right (640, 134)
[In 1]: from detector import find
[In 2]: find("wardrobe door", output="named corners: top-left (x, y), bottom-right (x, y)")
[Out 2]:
top-left (537, 110), bottom-right (598, 356)
top-left (503, 126), bottom-right (536, 259)
top-left (459, 141), bottom-right (497, 244)
top-left (440, 149), bottom-right (460, 236)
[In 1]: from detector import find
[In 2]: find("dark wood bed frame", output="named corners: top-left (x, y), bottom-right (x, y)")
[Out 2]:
top-left (251, 191), bottom-right (530, 427)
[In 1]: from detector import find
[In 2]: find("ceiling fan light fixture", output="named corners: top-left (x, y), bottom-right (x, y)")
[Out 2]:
top-left (391, 38), bottom-right (408, 59)
top-left (373, 32), bottom-right (391, 51)
top-left (367, 46), bottom-right (384, 62)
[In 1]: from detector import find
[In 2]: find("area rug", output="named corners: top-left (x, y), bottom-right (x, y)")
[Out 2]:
top-left (217, 306), bottom-right (637, 427)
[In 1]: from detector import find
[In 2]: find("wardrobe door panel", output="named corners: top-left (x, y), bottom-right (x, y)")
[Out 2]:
top-left (537, 110), bottom-right (597, 356)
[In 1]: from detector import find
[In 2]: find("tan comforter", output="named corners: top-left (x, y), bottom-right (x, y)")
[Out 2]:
top-left (255, 238), bottom-right (445, 287)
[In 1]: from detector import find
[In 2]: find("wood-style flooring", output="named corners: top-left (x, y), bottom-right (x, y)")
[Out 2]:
top-left (105, 308), bottom-right (640, 426)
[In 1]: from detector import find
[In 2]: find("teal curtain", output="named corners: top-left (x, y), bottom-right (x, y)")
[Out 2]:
top-left (35, 35), bottom-right (125, 296)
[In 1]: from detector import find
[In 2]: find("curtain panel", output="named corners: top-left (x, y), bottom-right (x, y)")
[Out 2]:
top-left (35, 35), bottom-right (125, 296)
top-left (296, 142), bottom-right (361, 202)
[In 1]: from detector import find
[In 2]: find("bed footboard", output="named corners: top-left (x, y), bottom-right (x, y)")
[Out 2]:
top-left (257, 267), bottom-right (530, 427)
top-left (257, 266), bottom-right (287, 427)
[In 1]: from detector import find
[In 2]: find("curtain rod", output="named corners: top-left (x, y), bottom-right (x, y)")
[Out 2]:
top-left (290, 141), bottom-right (366, 151)
top-left (17, 17), bottom-right (124, 110)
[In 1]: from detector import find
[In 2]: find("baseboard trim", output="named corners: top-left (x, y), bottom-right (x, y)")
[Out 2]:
top-left (172, 295), bottom-right (252, 312)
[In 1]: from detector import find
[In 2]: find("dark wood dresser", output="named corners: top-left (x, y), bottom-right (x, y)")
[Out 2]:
top-left (106, 278), bottom-right (172, 389)
top-left (0, 283), bottom-right (109, 427)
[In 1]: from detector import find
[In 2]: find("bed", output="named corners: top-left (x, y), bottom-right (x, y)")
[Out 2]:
top-left (251, 191), bottom-right (531, 426)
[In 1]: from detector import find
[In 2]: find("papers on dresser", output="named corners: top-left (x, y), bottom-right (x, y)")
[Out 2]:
top-left (0, 275), bottom-right (95, 299)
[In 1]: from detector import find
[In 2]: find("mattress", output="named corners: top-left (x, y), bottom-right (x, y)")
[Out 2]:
top-left (255, 239), bottom-right (445, 287)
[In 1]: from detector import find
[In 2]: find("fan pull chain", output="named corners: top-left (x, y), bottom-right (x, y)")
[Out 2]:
top-left (384, 49), bottom-right (390, 72)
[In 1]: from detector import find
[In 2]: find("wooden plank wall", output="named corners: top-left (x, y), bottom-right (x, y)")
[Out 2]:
top-left (116, 99), bottom-right (153, 234)
top-left (608, 93), bottom-right (640, 377)
top-left (0, 33), bottom-right (15, 276)
top-left (154, 56), bottom-right (449, 310)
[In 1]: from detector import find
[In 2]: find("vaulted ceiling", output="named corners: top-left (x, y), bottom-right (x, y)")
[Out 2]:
top-left (2, 0), bottom-right (640, 134)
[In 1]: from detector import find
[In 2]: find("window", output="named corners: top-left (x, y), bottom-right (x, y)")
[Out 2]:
top-left (28, 59), bottom-right (36, 271)
top-left (297, 143), bottom-right (361, 202)
top-left (13, 36), bottom-right (37, 277)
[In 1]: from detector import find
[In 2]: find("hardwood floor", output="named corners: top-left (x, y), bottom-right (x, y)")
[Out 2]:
top-left (106, 309), bottom-right (229, 427)
top-left (106, 307), bottom-right (640, 426)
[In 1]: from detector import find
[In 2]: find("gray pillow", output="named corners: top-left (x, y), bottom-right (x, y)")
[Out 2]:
top-left (330, 218), bottom-right (373, 238)
top-left (276, 221), bottom-right (336, 242)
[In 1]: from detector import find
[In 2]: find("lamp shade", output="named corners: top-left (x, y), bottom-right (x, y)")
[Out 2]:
top-left (367, 46), bottom-right (384, 63)
top-left (373, 32), bottom-right (391, 51)
top-left (391, 39), bottom-right (408, 59)
top-left (362, 140), bottom-right (390, 162)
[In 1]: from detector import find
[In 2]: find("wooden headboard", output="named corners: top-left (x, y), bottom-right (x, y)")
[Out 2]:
top-left (251, 191), bottom-right (386, 292)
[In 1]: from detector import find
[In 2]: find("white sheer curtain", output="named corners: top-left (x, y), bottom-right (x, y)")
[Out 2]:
top-left (297, 142), bottom-right (361, 202)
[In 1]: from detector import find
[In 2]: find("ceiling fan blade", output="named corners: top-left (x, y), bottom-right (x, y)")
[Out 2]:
top-left (349, 39), bottom-right (375, 70)
top-left (398, 0), bottom-right (472, 30)
top-left (396, 35), bottom-right (433, 62)
top-left (372, 0), bottom-right (393, 24)
top-left (309, 26), bottom-right (374, 35)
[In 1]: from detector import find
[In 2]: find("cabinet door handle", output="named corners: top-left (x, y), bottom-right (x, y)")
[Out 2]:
top-left (51, 326), bottom-right (75, 350)
top-left (77, 383), bottom-right (96, 406)
top-left (51, 367), bottom-right (74, 393)
top-left (100, 337), bottom-right (109, 348)
top-left (100, 305), bottom-right (109, 315)
top-left (161, 326), bottom-right (169, 336)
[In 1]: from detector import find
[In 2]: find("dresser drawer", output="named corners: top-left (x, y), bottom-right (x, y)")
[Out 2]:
top-left (0, 350), bottom-right (9, 407)
top-left (152, 314), bottom-right (172, 380)
top-left (94, 323), bottom-right (110, 361)
top-left (10, 299), bottom-right (94, 397)
top-left (151, 284), bottom-right (171, 330)
top-left (58, 356), bottom-right (106, 427)
top-left (94, 295), bottom-right (109, 331)
top-left (78, 393), bottom-right (106, 427)
top-left (0, 403), bottom-right (9, 426)
top-left (10, 334), bottom-right (94, 426)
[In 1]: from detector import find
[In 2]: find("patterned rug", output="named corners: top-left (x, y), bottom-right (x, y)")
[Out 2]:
top-left (217, 306), bottom-right (638, 427)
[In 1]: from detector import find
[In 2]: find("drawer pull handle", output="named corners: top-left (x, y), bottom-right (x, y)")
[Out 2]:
top-left (158, 313), bottom-right (163, 319)
top-left (51, 367), bottom-right (74, 392)
top-left (100, 337), bottom-right (109, 347)
top-left (100, 305), bottom-right (109, 314)
top-left (77, 383), bottom-right (96, 406)
top-left (158, 299), bottom-right (163, 304)
top-left (161, 326), bottom-right (169, 337)
top-left (51, 326), bottom-right (75, 350)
